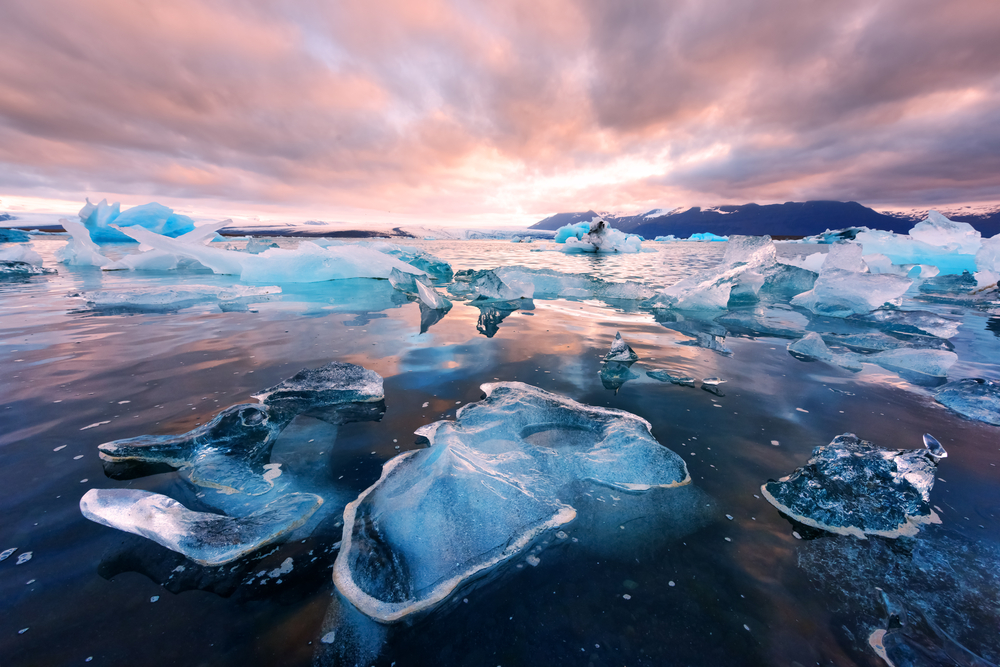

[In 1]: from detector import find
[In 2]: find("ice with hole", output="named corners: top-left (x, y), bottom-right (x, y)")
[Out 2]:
top-left (791, 243), bottom-right (912, 317)
top-left (78, 198), bottom-right (197, 244)
top-left (113, 225), bottom-right (426, 282)
top-left (83, 362), bottom-right (384, 564)
top-left (649, 235), bottom-right (815, 310)
top-left (761, 433), bottom-right (944, 539)
top-left (934, 378), bottom-right (1000, 426)
top-left (333, 382), bottom-right (690, 623)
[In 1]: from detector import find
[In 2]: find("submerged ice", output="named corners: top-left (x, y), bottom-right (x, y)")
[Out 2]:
top-left (333, 382), bottom-right (690, 623)
top-left (762, 433), bottom-right (944, 539)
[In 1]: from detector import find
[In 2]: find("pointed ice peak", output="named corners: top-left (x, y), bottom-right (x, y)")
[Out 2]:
top-left (605, 332), bottom-right (639, 362)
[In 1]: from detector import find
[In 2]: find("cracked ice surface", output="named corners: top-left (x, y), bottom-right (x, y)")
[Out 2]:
top-left (761, 433), bottom-right (943, 539)
top-left (80, 489), bottom-right (322, 566)
top-left (333, 382), bottom-right (690, 623)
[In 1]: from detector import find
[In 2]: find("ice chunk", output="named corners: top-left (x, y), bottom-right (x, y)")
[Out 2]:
top-left (975, 234), bottom-right (1000, 288)
top-left (79, 198), bottom-right (196, 243)
top-left (689, 232), bottom-right (728, 241)
top-left (791, 268), bottom-right (911, 317)
top-left (245, 237), bottom-right (279, 254)
top-left (388, 268), bottom-right (451, 310)
top-left (646, 370), bottom-right (696, 386)
top-left (553, 221), bottom-right (593, 243)
top-left (252, 361), bottom-right (385, 418)
top-left (0, 244), bottom-right (44, 267)
top-left (909, 210), bottom-right (982, 254)
top-left (0, 547), bottom-right (16, 561)
top-left (783, 252), bottom-right (826, 273)
top-left (114, 226), bottom-right (424, 283)
top-left (333, 382), bottom-right (690, 622)
top-left (54, 219), bottom-right (111, 267)
top-left (465, 269), bottom-right (533, 300)
top-left (103, 220), bottom-right (237, 272)
top-left (356, 242), bottom-right (453, 281)
top-left (80, 489), bottom-right (322, 566)
top-left (820, 243), bottom-right (868, 272)
top-left (605, 331), bottom-right (639, 361)
top-left (788, 333), bottom-right (956, 377)
top-left (761, 433), bottom-right (942, 539)
top-left (0, 228), bottom-right (31, 242)
top-left (855, 212), bottom-right (981, 276)
top-left (934, 378), bottom-right (1000, 426)
top-left (415, 280), bottom-right (451, 310)
top-left (852, 309), bottom-right (960, 339)
top-left (471, 299), bottom-right (525, 337)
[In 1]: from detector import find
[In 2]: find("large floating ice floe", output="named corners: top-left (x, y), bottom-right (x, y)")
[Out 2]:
top-left (333, 382), bottom-right (690, 623)
top-left (761, 433), bottom-right (944, 539)
top-left (82, 362), bottom-right (385, 564)
top-left (112, 225), bottom-right (426, 283)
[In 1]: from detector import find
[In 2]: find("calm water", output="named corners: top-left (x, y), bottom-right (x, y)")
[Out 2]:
top-left (1, 238), bottom-right (999, 666)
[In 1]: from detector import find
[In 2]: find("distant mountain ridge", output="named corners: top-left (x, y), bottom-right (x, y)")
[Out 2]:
top-left (530, 201), bottom-right (1000, 238)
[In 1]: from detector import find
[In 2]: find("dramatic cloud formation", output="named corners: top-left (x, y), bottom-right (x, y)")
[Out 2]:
top-left (1, 0), bottom-right (999, 224)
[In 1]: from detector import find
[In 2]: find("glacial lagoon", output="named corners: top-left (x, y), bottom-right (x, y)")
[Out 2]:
top-left (2, 235), bottom-right (999, 666)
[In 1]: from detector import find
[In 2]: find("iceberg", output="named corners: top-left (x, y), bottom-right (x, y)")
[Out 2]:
top-left (688, 232), bottom-right (728, 241)
top-left (975, 234), bottom-right (1000, 288)
top-left (650, 235), bottom-right (813, 310)
top-left (761, 433), bottom-right (943, 539)
top-left (80, 489), bottom-right (322, 566)
top-left (791, 244), bottom-right (912, 317)
top-left (333, 382), bottom-right (690, 623)
top-left (554, 217), bottom-right (642, 253)
top-left (605, 331), bottom-right (639, 361)
top-left (934, 378), bottom-right (1000, 426)
top-left (113, 226), bottom-right (425, 283)
top-left (251, 361), bottom-right (385, 419)
top-left (78, 198), bottom-right (196, 243)
top-left (452, 266), bottom-right (653, 302)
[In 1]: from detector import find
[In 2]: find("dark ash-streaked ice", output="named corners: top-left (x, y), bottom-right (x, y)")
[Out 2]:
top-left (333, 382), bottom-right (690, 623)
top-left (762, 433), bottom-right (944, 539)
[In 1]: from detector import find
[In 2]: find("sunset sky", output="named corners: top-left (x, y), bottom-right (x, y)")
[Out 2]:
top-left (2, 0), bottom-right (999, 226)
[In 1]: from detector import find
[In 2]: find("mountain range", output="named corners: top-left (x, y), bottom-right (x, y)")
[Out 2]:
top-left (530, 201), bottom-right (1000, 239)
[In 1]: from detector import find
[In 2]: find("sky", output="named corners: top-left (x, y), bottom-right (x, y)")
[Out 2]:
top-left (2, 0), bottom-right (1000, 227)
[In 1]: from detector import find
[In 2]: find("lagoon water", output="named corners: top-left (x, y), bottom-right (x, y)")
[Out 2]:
top-left (2, 237), bottom-right (999, 666)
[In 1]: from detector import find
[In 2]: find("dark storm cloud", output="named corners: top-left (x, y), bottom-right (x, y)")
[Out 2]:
top-left (1, 0), bottom-right (998, 220)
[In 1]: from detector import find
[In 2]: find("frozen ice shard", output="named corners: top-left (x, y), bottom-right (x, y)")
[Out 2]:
top-left (934, 378), bottom-right (1000, 426)
top-left (761, 433), bottom-right (943, 539)
top-left (791, 244), bottom-right (913, 318)
top-left (333, 382), bottom-right (690, 622)
top-left (55, 218), bottom-right (111, 267)
top-left (80, 489), bottom-right (322, 566)
top-left (605, 331), bottom-right (639, 361)
top-left (388, 268), bottom-right (452, 311)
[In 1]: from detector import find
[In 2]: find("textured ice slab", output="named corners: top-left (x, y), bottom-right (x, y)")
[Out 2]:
top-left (76, 285), bottom-right (280, 310)
top-left (80, 489), bottom-right (322, 566)
top-left (934, 378), bottom-right (1000, 426)
top-left (605, 331), bottom-right (639, 361)
top-left (253, 361), bottom-right (385, 418)
top-left (761, 433), bottom-right (943, 539)
top-left (788, 332), bottom-right (956, 377)
top-left (55, 218), bottom-right (111, 267)
top-left (114, 226), bottom-right (425, 283)
top-left (650, 235), bottom-right (814, 310)
top-left (333, 382), bottom-right (690, 622)
top-left (99, 362), bottom-right (384, 494)
top-left (79, 198), bottom-right (196, 243)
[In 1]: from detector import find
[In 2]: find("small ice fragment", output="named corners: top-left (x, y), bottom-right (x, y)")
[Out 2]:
top-left (26, 579), bottom-right (35, 585)
top-left (526, 555), bottom-right (541, 567)
top-left (268, 557), bottom-right (293, 578)
top-left (53, 445), bottom-right (67, 452)
top-left (770, 440), bottom-right (779, 446)
top-left (80, 421), bottom-right (111, 430)
top-left (150, 596), bottom-right (159, 602)
top-left (668, 581), bottom-right (675, 587)
top-left (702, 377), bottom-right (726, 386)
top-left (725, 514), bottom-right (734, 520)
top-left (922, 434), bottom-right (947, 459)
top-left (422, 402), bottom-right (429, 408)
top-left (118, 400), bottom-right (130, 404)
top-left (73, 455), bottom-right (84, 460)
top-left (0, 548), bottom-right (16, 561)
top-left (18, 628), bottom-right (28, 634)
top-left (555, 531), bottom-right (568, 540)
top-left (320, 631), bottom-right (336, 644)
top-left (172, 565), bottom-right (186, 573)
top-left (724, 537), bottom-right (732, 542)
top-left (744, 624), bottom-right (751, 632)
top-left (622, 594), bottom-right (632, 600)
top-left (16, 551), bottom-right (32, 565)
top-left (792, 531), bottom-right (802, 540)
top-left (796, 408), bottom-right (808, 413)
